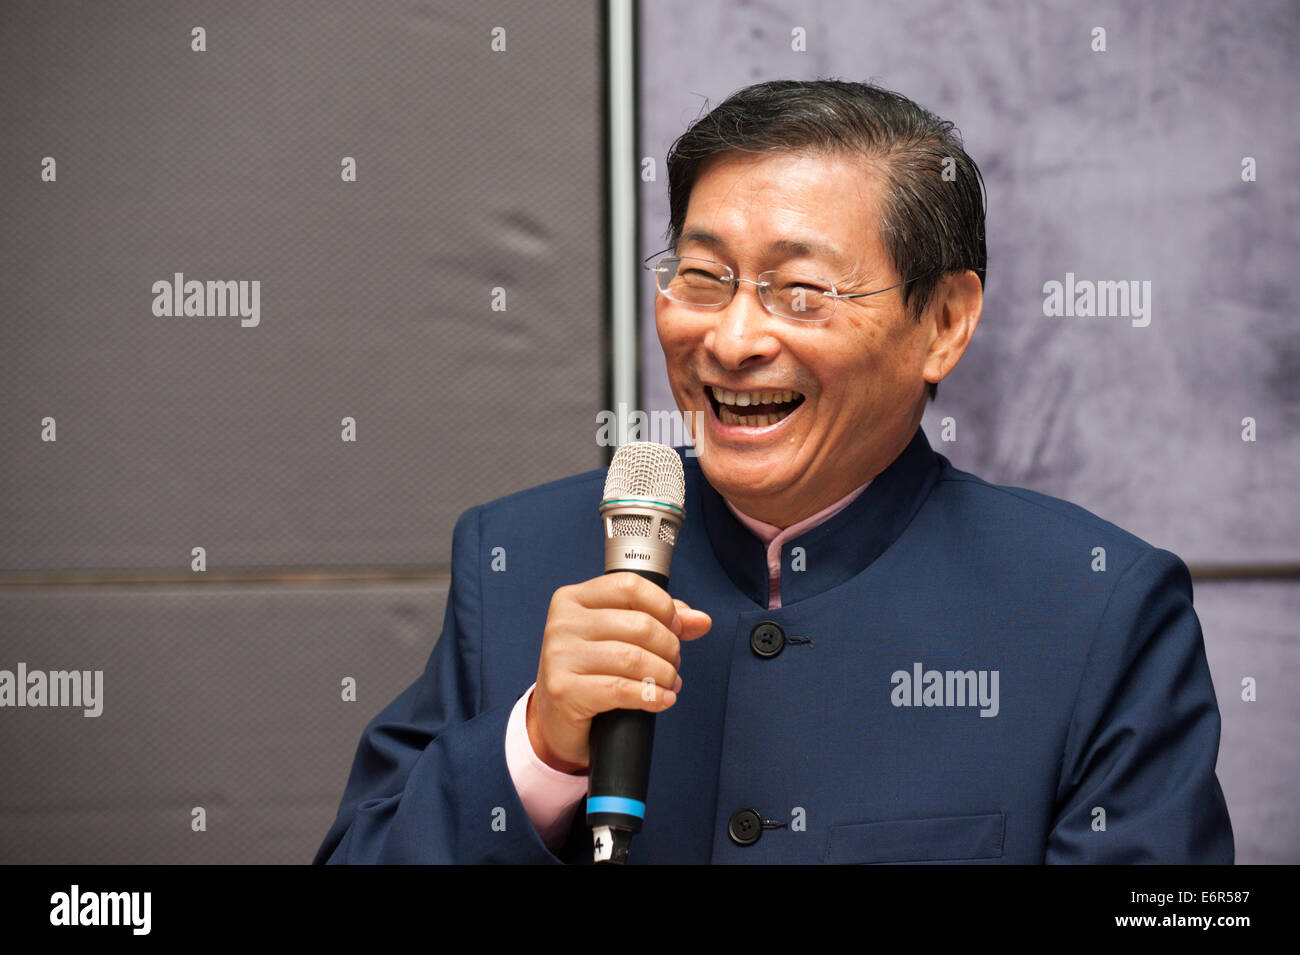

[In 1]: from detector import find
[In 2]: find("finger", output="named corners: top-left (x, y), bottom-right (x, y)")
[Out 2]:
top-left (573, 572), bottom-right (682, 634)
top-left (670, 599), bottom-right (712, 641)
top-left (676, 607), bottom-right (711, 641)
top-left (575, 607), bottom-right (682, 662)
top-left (570, 673), bottom-right (679, 716)
top-left (570, 639), bottom-right (679, 691)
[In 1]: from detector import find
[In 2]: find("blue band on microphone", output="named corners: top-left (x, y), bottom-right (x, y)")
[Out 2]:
top-left (586, 796), bottom-right (646, 819)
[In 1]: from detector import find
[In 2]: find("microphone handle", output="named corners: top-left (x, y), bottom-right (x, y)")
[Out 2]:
top-left (587, 567), bottom-right (669, 864)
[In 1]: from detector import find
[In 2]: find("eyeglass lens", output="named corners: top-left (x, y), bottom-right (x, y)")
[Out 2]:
top-left (655, 256), bottom-right (834, 320)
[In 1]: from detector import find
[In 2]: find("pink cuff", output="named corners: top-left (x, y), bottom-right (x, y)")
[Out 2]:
top-left (505, 683), bottom-right (589, 849)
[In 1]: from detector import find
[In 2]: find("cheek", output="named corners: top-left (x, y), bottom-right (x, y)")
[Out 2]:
top-left (814, 329), bottom-right (886, 387)
top-left (659, 335), bottom-right (692, 376)
top-left (658, 312), bottom-right (710, 364)
top-left (657, 325), bottom-right (703, 402)
top-left (851, 314), bottom-right (923, 376)
top-left (655, 303), bottom-right (686, 345)
top-left (656, 316), bottom-right (684, 362)
top-left (810, 330), bottom-right (912, 409)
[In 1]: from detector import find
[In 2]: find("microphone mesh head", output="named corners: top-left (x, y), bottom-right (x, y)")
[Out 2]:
top-left (603, 443), bottom-right (685, 544)
top-left (603, 442), bottom-right (686, 510)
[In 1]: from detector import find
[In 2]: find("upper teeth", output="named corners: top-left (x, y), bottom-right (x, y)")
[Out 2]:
top-left (711, 386), bottom-right (799, 407)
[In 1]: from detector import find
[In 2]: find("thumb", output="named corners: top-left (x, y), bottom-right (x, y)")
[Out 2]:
top-left (672, 600), bottom-right (712, 639)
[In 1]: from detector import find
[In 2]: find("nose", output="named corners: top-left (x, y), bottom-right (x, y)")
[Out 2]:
top-left (705, 279), bottom-right (782, 371)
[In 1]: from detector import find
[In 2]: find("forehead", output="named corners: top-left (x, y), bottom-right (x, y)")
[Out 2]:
top-left (679, 149), bottom-right (888, 271)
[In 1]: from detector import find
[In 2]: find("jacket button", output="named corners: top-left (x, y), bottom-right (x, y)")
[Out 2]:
top-left (728, 808), bottom-right (763, 846)
top-left (749, 621), bottom-right (785, 659)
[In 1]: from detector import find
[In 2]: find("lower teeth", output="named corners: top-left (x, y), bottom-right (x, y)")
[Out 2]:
top-left (719, 405), bottom-right (792, 426)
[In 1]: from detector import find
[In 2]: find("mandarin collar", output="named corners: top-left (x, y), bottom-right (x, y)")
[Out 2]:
top-left (690, 426), bottom-right (942, 607)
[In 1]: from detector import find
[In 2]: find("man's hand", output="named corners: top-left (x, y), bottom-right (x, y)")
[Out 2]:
top-left (527, 572), bottom-right (712, 773)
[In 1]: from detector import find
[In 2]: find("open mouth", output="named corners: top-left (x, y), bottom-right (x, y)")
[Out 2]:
top-left (706, 385), bottom-right (806, 427)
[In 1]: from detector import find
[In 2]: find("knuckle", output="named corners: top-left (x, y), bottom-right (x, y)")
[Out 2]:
top-left (618, 643), bottom-right (641, 674)
top-left (539, 641), bottom-right (561, 668)
top-left (543, 665), bottom-right (568, 692)
top-left (604, 675), bottom-right (625, 703)
top-left (539, 673), bottom-right (559, 700)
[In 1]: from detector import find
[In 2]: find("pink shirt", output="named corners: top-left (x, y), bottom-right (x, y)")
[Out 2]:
top-left (504, 479), bottom-right (873, 849)
top-left (721, 482), bottom-right (871, 610)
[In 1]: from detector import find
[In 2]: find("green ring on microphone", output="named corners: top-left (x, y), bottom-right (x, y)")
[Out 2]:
top-left (600, 498), bottom-right (684, 514)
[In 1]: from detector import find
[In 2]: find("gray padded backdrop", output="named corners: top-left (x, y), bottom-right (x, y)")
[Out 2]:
top-left (638, 0), bottom-right (1299, 862)
top-left (0, 1), bottom-right (602, 862)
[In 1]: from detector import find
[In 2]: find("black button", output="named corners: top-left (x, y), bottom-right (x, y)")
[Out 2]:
top-left (728, 808), bottom-right (762, 846)
top-left (749, 621), bottom-right (785, 659)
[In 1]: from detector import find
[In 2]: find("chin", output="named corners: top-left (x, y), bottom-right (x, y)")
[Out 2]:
top-left (697, 448), bottom-right (792, 496)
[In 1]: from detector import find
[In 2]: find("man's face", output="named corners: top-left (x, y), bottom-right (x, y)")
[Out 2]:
top-left (656, 149), bottom-right (934, 525)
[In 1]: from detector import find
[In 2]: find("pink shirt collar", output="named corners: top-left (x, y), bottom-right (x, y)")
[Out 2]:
top-left (723, 480), bottom-right (872, 609)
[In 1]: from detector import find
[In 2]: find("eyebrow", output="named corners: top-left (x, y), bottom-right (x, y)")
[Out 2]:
top-left (677, 228), bottom-right (850, 272)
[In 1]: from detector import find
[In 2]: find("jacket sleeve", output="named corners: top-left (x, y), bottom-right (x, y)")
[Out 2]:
top-left (313, 506), bottom-right (583, 864)
top-left (1046, 547), bottom-right (1234, 863)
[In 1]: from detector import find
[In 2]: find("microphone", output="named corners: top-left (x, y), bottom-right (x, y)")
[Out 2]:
top-left (587, 441), bottom-right (686, 864)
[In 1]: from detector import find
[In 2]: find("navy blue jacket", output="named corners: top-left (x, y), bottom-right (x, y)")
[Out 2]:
top-left (315, 427), bottom-right (1233, 863)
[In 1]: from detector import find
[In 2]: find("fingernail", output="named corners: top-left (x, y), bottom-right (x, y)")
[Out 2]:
top-left (670, 613), bottom-right (682, 635)
top-left (663, 689), bottom-right (677, 706)
top-left (673, 675), bottom-right (683, 692)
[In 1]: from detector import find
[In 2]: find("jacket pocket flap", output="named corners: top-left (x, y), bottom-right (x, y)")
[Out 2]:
top-left (826, 811), bottom-right (1005, 864)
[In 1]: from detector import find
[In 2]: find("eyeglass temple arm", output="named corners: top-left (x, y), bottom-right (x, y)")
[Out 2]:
top-left (830, 271), bottom-right (937, 300)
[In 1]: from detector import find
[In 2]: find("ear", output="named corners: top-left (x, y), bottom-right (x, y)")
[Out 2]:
top-left (922, 270), bottom-right (983, 388)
